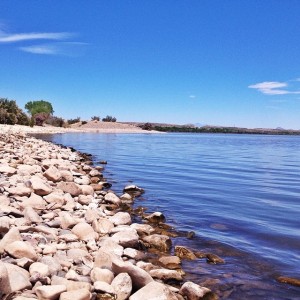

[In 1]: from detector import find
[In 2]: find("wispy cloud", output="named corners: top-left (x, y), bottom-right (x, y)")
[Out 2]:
top-left (249, 80), bottom-right (300, 95)
top-left (189, 95), bottom-right (196, 99)
top-left (20, 42), bottom-right (88, 56)
top-left (0, 31), bottom-right (72, 43)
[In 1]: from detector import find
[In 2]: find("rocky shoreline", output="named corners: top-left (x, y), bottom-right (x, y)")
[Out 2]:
top-left (0, 131), bottom-right (216, 300)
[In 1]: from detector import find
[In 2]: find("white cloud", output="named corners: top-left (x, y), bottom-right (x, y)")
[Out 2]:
top-left (20, 42), bottom-right (88, 56)
top-left (249, 81), bottom-right (300, 95)
top-left (0, 31), bottom-right (72, 43)
top-left (189, 95), bottom-right (196, 99)
top-left (19, 44), bottom-right (59, 55)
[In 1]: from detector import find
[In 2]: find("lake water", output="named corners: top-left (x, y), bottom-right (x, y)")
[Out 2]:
top-left (40, 133), bottom-right (300, 299)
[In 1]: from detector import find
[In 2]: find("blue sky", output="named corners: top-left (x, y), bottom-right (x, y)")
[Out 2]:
top-left (1, 1), bottom-right (300, 128)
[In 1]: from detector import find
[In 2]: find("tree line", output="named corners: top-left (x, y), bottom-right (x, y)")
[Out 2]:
top-left (0, 98), bottom-right (117, 127)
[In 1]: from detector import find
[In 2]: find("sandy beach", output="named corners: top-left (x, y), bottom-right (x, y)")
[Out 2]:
top-left (0, 121), bottom-right (150, 135)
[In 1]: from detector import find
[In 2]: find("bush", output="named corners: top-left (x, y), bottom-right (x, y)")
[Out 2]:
top-left (67, 117), bottom-right (81, 124)
top-left (82, 121), bottom-right (87, 125)
top-left (91, 116), bottom-right (100, 121)
top-left (142, 123), bottom-right (153, 131)
top-left (0, 98), bottom-right (29, 125)
top-left (102, 115), bottom-right (117, 122)
top-left (45, 116), bottom-right (66, 127)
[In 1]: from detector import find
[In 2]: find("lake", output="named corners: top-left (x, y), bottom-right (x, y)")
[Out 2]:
top-left (40, 133), bottom-right (300, 299)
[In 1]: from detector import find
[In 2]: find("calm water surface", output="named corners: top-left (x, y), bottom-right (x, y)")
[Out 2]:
top-left (41, 133), bottom-right (300, 299)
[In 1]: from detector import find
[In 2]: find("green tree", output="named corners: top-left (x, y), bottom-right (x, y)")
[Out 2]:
top-left (0, 98), bottom-right (29, 125)
top-left (25, 100), bottom-right (54, 126)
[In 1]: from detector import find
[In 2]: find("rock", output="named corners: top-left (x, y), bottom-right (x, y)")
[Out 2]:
top-left (0, 216), bottom-right (11, 234)
top-left (6, 184), bottom-right (32, 196)
top-left (36, 285), bottom-right (67, 300)
top-left (111, 272), bottom-right (132, 300)
top-left (89, 169), bottom-right (102, 177)
top-left (112, 259), bottom-right (153, 290)
top-left (149, 269), bottom-right (183, 281)
top-left (78, 195), bottom-right (93, 206)
top-left (0, 165), bottom-right (16, 176)
top-left (60, 170), bottom-right (74, 182)
top-left (109, 212), bottom-right (131, 226)
top-left (39, 256), bottom-right (62, 275)
top-left (129, 281), bottom-right (177, 300)
top-left (57, 182), bottom-right (82, 197)
top-left (111, 229), bottom-right (139, 248)
top-left (123, 185), bottom-right (144, 196)
top-left (142, 234), bottom-right (172, 252)
top-left (277, 276), bottom-right (300, 287)
top-left (59, 211), bottom-right (77, 229)
top-left (5, 240), bottom-right (38, 261)
top-left (159, 256), bottom-right (181, 268)
top-left (44, 192), bottom-right (66, 208)
top-left (93, 281), bottom-right (115, 295)
top-left (29, 262), bottom-right (50, 277)
top-left (130, 223), bottom-right (155, 235)
top-left (0, 227), bottom-right (22, 253)
top-left (21, 193), bottom-right (47, 210)
top-left (123, 248), bottom-right (145, 260)
top-left (94, 249), bottom-right (113, 270)
top-left (179, 282), bottom-right (211, 299)
top-left (92, 218), bottom-right (114, 235)
top-left (0, 261), bottom-right (11, 295)
top-left (59, 288), bottom-right (91, 300)
top-left (99, 239), bottom-right (124, 257)
top-left (91, 267), bottom-right (114, 284)
top-left (206, 253), bottom-right (225, 264)
top-left (145, 212), bottom-right (166, 223)
top-left (24, 206), bottom-right (43, 224)
top-left (175, 246), bottom-right (197, 260)
top-left (104, 192), bottom-right (121, 205)
top-left (120, 193), bottom-right (133, 203)
top-left (30, 175), bottom-right (53, 196)
top-left (4, 262), bottom-right (32, 293)
top-left (80, 185), bottom-right (94, 196)
top-left (71, 223), bottom-right (98, 241)
top-left (17, 164), bottom-right (42, 175)
top-left (44, 165), bottom-right (62, 182)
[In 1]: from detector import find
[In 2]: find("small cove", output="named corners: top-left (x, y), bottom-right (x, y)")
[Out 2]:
top-left (39, 132), bottom-right (300, 299)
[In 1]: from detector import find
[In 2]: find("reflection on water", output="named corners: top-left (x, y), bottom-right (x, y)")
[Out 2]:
top-left (38, 133), bottom-right (300, 299)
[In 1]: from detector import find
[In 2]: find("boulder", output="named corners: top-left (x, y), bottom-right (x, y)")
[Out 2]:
top-left (0, 227), bottom-right (22, 253)
top-left (20, 193), bottom-right (47, 210)
top-left (24, 206), bottom-right (43, 224)
top-left (129, 281), bottom-right (177, 300)
top-left (71, 223), bottom-right (98, 241)
top-left (80, 185), bottom-right (94, 196)
top-left (5, 240), bottom-right (38, 261)
top-left (30, 176), bottom-right (52, 196)
top-left (44, 165), bottom-right (62, 182)
top-left (59, 288), bottom-right (91, 300)
top-left (111, 229), bottom-right (139, 248)
top-left (92, 218), bottom-right (114, 235)
top-left (142, 234), bottom-right (172, 252)
top-left (36, 285), bottom-right (67, 300)
top-left (179, 282), bottom-right (211, 299)
top-left (149, 269), bottom-right (183, 281)
top-left (93, 281), bottom-right (115, 296)
top-left (109, 212), bottom-right (131, 226)
top-left (4, 263), bottom-right (32, 293)
top-left (111, 272), bottom-right (132, 300)
top-left (91, 267), bottom-right (114, 284)
top-left (175, 246), bottom-right (197, 260)
top-left (0, 261), bottom-right (11, 295)
top-left (29, 262), bottom-right (50, 277)
top-left (112, 259), bottom-right (153, 290)
top-left (0, 165), bottom-right (16, 176)
top-left (57, 182), bottom-right (82, 197)
top-left (104, 192), bottom-right (121, 205)
top-left (145, 212), bottom-right (166, 223)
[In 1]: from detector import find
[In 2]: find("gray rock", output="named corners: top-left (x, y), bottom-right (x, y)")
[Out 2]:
top-left (111, 272), bottom-right (132, 300)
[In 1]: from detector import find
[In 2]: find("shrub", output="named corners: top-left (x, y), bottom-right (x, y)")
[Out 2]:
top-left (91, 116), bottom-right (100, 121)
top-left (45, 116), bottom-right (66, 127)
top-left (142, 122), bottom-right (153, 131)
top-left (67, 117), bottom-right (81, 124)
top-left (0, 98), bottom-right (30, 125)
top-left (102, 115), bottom-right (117, 122)
top-left (82, 121), bottom-right (87, 125)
